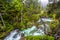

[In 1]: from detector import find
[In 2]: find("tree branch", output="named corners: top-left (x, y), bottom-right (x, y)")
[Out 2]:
top-left (0, 13), bottom-right (5, 27)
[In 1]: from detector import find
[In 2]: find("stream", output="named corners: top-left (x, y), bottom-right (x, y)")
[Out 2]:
top-left (4, 18), bottom-right (53, 40)
top-left (4, 0), bottom-right (55, 40)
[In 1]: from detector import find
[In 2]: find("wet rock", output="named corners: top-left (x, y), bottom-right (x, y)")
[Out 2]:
top-left (54, 27), bottom-right (60, 40)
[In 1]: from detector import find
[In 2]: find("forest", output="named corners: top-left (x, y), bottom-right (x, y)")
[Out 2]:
top-left (0, 0), bottom-right (60, 40)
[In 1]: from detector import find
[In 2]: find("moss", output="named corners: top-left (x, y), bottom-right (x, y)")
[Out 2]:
top-left (58, 38), bottom-right (60, 40)
top-left (26, 35), bottom-right (54, 40)
top-left (0, 22), bottom-right (14, 40)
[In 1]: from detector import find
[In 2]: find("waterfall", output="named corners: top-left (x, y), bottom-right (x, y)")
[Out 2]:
top-left (38, 0), bottom-right (60, 9)
top-left (38, 0), bottom-right (49, 9)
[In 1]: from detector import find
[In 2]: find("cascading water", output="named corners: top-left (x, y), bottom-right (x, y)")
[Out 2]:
top-left (4, 26), bottom-right (44, 40)
top-left (4, 0), bottom-right (54, 40)
top-left (4, 18), bottom-right (53, 40)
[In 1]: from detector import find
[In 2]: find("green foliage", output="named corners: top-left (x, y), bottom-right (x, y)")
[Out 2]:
top-left (0, 0), bottom-right (60, 40)
top-left (26, 35), bottom-right (54, 40)
top-left (10, 0), bottom-right (23, 11)
top-left (47, 2), bottom-right (60, 19)
top-left (47, 1), bottom-right (60, 35)
top-left (2, 0), bottom-right (41, 29)
top-left (0, 22), bottom-right (13, 40)
top-left (0, 0), bottom-right (41, 39)
top-left (5, 22), bottom-right (13, 31)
